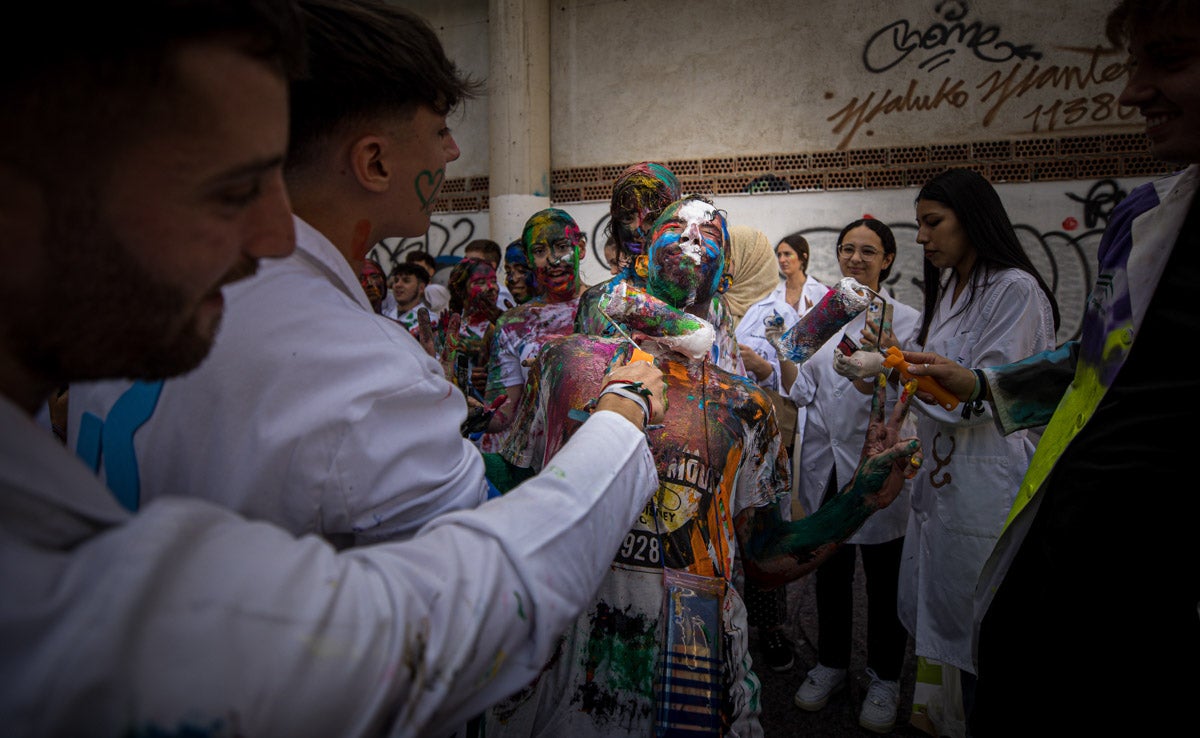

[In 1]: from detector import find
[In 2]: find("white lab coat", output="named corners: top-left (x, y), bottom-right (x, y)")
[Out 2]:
top-left (0, 395), bottom-right (657, 737)
top-left (69, 216), bottom-right (488, 544)
top-left (897, 266), bottom-right (1055, 673)
top-left (788, 291), bottom-right (920, 540)
top-left (735, 277), bottom-right (830, 393)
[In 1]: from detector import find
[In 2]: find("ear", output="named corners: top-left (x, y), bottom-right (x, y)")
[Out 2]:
top-left (882, 252), bottom-right (896, 271)
top-left (349, 134), bottom-right (391, 193)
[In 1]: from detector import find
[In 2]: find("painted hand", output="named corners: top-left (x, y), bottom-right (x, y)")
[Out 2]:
top-left (597, 359), bottom-right (667, 426)
top-left (849, 373), bottom-right (922, 510)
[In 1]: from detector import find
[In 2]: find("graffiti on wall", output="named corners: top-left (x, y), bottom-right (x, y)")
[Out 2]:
top-left (826, 2), bottom-right (1134, 149)
top-left (368, 216), bottom-right (480, 278)
top-left (802, 179), bottom-right (1128, 345)
top-left (414, 178), bottom-right (1130, 345)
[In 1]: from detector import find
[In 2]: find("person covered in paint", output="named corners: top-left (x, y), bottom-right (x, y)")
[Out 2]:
top-left (1, 0), bottom-right (669, 734)
top-left (903, 1), bottom-right (1200, 733)
top-left (440, 256), bottom-right (501, 402)
top-left (465, 237), bottom-right (516, 309)
top-left (501, 237), bottom-right (540, 307)
top-left (359, 257), bottom-right (388, 314)
top-left (575, 162), bottom-right (745, 374)
top-left (486, 195), bottom-right (922, 737)
top-left (572, 162), bottom-right (678, 329)
top-left (382, 261), bottom-right (430, 337)
top-left (482, 208), bottom-right (588, 446)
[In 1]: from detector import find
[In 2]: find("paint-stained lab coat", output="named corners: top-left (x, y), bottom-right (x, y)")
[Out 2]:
top-left (897, 266), bottom-right (1055, 674)
top-left (0, 395), bottom-right (658, 737)
top-left (68, 216), bottom-right (488, 545)
top-left (789, 291), bottom-right (920, 541)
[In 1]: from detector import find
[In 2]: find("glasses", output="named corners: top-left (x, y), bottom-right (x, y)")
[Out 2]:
top-left (837, 243), bottom-right (882, 259)
top-left (529, 240), bottom-right (578, 260)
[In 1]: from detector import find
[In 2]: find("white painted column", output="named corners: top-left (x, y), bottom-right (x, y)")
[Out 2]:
top-left (488, 0), bottom-right (551, 246)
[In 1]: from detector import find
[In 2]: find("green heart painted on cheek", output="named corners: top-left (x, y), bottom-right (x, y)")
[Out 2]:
top-left (415, 168), bottom-right (445, 213)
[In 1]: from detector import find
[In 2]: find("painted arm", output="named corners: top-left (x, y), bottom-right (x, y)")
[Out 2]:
top-left (905, 341), bottom-right (1078, 435)
top-left (736, 374), bottom-right (921, 588)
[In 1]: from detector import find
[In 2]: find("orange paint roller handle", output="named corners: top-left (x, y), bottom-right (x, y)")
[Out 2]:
top-left (627, 346), bottom-right (654, 364)
top-left (882, 346), bottom-right (959, 411)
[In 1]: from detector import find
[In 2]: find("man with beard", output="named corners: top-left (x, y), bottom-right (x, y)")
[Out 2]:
top-left (1, 2), bottom-right (668, 733)
top-left (486, 196), bottom-right (922, 736)
top-left (69, 0), bottom-right (493, 545)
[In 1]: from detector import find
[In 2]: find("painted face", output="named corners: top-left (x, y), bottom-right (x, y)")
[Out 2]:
top-left (609, 163), bottom-right (680, 258)
top-left (1119, 16), bottom-right (1200, 165)
top-left (392, 273), bottom-right (425, 310)
top-left (388, 105), bottom-right (461, 237)
top-left (465, 261), bottom-right (498, 313)
top-left (524, 210), bottom-right (583, 301)
top-left (505, 262), bottom-right (534, 302)
top-left (836, 225), bottom-right (893, 292)
top-left (10, 41), bottom-right (294, 384)
top-left (359, 260), bottom-right (386, 307)
top-left (776, 242), bottom-right (801, 277)
top-left (646, 198), bottom-right (728, 310)
top-left (916, 199), bottom-right (975, 277)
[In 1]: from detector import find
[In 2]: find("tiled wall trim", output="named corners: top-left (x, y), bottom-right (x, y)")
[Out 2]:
top-left (432, 133), bottom-right (1177, 213)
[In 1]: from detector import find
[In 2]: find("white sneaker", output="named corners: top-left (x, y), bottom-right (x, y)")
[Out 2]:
top-left (793, 663), bottom-right (846, 711)
top-left (858, 667), bottom-right (900, 733)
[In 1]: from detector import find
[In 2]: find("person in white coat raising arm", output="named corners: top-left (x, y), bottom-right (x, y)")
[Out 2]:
top-left (0, 2), bottom-right (668, 736)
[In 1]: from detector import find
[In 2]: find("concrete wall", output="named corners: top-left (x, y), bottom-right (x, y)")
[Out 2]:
top-left (415, 0), bottom-right (1134, 167)
top-left (372, 0), bottom-right (1167, 345)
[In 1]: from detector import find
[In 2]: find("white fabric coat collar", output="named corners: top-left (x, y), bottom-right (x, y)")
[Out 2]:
top-left (290, 215), bottom-right (374, 312)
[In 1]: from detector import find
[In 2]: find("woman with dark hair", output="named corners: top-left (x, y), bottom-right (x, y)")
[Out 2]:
top-left (736, 232), bottom-right (830, 397)
top-left (787, 218), bottom-right (921, 732)
top-left (881, 168), bottom-right (1058, 730)
top-left (502, 238), bottom-right (540, 307)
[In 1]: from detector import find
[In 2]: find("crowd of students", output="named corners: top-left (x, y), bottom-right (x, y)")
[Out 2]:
top-left (3, 0), bottom-right (1196, 736)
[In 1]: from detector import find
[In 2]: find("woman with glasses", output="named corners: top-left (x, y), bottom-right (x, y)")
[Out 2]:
top-left (781, 219), bottom-right (921, 732)
top-left (872, 168), bottom-right (1059, 730)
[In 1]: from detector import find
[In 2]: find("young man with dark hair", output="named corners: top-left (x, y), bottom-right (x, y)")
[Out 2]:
top-left (4, 2), bottom-right (665, 733)
top-left (384, 261), bottom-right (431, 337)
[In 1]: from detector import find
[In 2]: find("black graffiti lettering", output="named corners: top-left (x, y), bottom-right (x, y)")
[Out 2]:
top-left (862, 3), bottom-right (1041, 74)
top-left (1066, 179), bottom-right (1127, 229)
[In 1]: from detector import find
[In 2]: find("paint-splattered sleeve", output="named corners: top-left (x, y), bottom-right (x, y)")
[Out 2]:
top-left (985, 341), bottom-right (1079, 435)
top-left (498, 351), bottom-right (546, 471)
top-left (486, 311), bottom-right (525, 401)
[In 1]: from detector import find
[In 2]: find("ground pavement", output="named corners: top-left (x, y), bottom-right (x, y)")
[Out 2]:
top-left (750, 554), bottom-right (932, 738)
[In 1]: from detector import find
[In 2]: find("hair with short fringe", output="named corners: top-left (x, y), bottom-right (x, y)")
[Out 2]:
top-left (836, 218), bottom-right (898, 284)
top-left (2, 0), bottom-right (306, 190)
top-left (286, 0), bottom-right (481, 170)
top-left (1106, 0), bottom-right (1196, 46)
